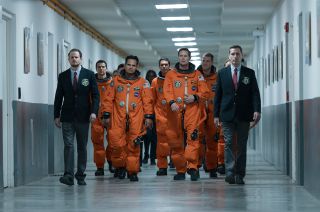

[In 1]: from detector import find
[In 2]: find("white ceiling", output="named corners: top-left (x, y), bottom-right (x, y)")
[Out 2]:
top-left (59, 0), bottom-right (281, 70)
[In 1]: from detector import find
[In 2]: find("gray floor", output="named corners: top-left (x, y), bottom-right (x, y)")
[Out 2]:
top-left (1, 150), bottom-right (320, 212)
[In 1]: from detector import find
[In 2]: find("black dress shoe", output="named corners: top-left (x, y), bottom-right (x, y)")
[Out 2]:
top-left (235, 175), bottom-right (245, 185)
top-left (156, 168), bottom-right (167, 176)
top-left (77, 179), bottom-right (86, 185)
top-left (75, 173), bottom-right (86, 186)
top-left (129, 174), bottom-right (139, 182)
top-left (59, 175), bottom-right (74, 186)
top-left (187, 169), bottom-right (199, 181)
top-left (225, 175), bottom-right (235, 184)
top-left (95, 168), bottom-right (104, 176)
top-left (209, 170), bottom-right (218, 178)
top-left (173, 173), bottom-right (185, 180)
top-left (217, 164), bottom-right (225, 175)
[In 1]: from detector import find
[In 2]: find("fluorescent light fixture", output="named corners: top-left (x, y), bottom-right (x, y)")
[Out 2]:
top-left (172, 37), bottom-right (195, 42)
top-left (161, 16), bottom-right (190, 21)
top-left (177, 48), bottom-right (199, 52)
top-left (167, 27), bottom-right (193, 32)
top-left (191, 52), bottom-right (200, 56)
top-left (155, 4), bottom-right (188, 9)
top-left (191, 56), bottom-right (201, 60)
top-left (174, 42), bottom-right (197, 46)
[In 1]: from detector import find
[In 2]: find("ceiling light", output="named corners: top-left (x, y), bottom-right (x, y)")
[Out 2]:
top-left (155, 4), bottom-right (188, 9)
top-left (191, 56), bottom-right (201, 60)
top-left (177, 48), bottom-right (199, 52)
top-left (174, 42), bottom-right (197, 46)
top-left (191, 52), bottom-right (200, 56)
top-left (167, 27), bottom-right (193, 32)
top-left (172, 37), bottom-right (195, 42)
top-left (161, 16), bottom-right (190, 21)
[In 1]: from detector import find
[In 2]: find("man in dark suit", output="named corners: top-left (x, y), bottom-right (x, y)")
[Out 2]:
top-left (54, 48), bottom-right (99, 186)
top-left (214, 45), bottom-right (261, 185)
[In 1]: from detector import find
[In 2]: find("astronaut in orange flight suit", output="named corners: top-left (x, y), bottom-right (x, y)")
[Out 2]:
top-left (197, 53), bottom-right (219, 178)
top-left (151, 58), bottom-right (172, 176)
top-left (91, 60), bottom-right (114, 176)
top-left (163, 48), bottom-right (210, 181)
top-left (102, 55), bottom-right (153, 182)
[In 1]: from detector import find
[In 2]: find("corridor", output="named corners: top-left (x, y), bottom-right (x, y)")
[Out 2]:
top-left (1, 150), bottom-right (319, 212)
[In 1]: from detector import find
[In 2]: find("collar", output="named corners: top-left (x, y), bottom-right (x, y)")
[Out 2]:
top-left (120, 69), bottom-right (141, 80)
top-left (174, 62), bottom-right (195, 74)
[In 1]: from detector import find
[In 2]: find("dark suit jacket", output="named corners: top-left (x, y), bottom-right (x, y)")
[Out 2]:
top-left (54, 67), bottom-right (99, 122)
top-left (214, 65), bottom-right (261, 122)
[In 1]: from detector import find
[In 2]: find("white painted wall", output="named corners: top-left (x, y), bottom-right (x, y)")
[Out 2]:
top-left (0, 0), bottom-right (124, 104)
top-left (248, 0), bottom-right (320, 106)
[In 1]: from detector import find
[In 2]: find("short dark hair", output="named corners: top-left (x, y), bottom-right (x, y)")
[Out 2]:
top-left (202, 53), bottom-right (214, 61)
top-left (68, 48), bottom-right (82, 58)
top-left (95, 59), bottom-right (107, 69)
top-left (125, 55), bottom-right (139, 65)
top-left (178, 48), bottom-right (191, 57)
top-left (229, 45), bottom-right (243, 54)
top-left (158, 58), bottom-right (171, 66)
top-left (117, 63), bottom-right (124, 70)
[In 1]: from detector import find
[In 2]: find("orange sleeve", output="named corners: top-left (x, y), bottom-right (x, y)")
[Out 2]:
top-left (101, 77), bottom-right (116, 117)
top-left (163, 71), bottom-right (175, 104)
top-left (196, 71), bottom-right (210, 102)
top-left (141, 78), bottom-right (154, 116)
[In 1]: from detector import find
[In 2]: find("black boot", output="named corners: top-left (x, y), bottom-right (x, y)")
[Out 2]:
top-left (169, 161), bottom-right (175, 169)
top-left (113, 168), bottom-right (119, 178)
top-left (209, 169), bottom-right (218, 178)
top-left (187, 169), bottom-right (199, 181)
top-left (95, 168), bottom-right (104, 176)
top-left (129, 173), bottom-right (139, 182)
top-left (107, 161), bottom-right (115, 173)
top-left (156, 168), bottom-right (167, 176)
top-left (118, 168), bottom-right (126, 179)
top-left (173, 173), bottom-right (185, 180)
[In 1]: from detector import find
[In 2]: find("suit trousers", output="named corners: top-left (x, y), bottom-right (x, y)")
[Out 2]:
top-left (222, 120), bottom-right (249, 178)
top-left (62, 121), bottom-right (89, 177)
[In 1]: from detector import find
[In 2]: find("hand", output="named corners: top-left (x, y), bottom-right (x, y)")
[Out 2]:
top-left (170, 103), bottom-right (179, 112)
top-left (251, 112), bottom-right (261, 128)
top-left (102, 118), bottom-right (111, 129)
top-left (54, 118), bottom-right (61, 128)
top-left (145, 118), bottom-right (153, 129)
top-left (214, 117), bottom-right (220, 127)
top-left (90, 113), bottom-right (97, 123)
top-left (184, 95), bottom-right (195, 104)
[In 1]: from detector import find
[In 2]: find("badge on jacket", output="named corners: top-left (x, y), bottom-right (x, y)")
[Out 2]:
top-left (242, 77), bottom-right (250, 85)
top-left (82, 79), bottom-right (89, 86)
top-left (117, 85), bottom-right (123, 92)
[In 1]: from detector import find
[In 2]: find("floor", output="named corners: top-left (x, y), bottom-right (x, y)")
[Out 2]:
top-left (1, 150), bottom-right (320, 212)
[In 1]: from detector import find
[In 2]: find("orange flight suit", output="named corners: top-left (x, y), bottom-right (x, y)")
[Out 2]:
top-left (91, 73), bottom-right (112, 169)
top-left (198, 66), bottom-right (219, 172)
top-left (151, 73), bottom-right (171, 169)
top-left (163, 63), bottom-right (209, 173)
top-left (103, 71), bottom-right (154, 175)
